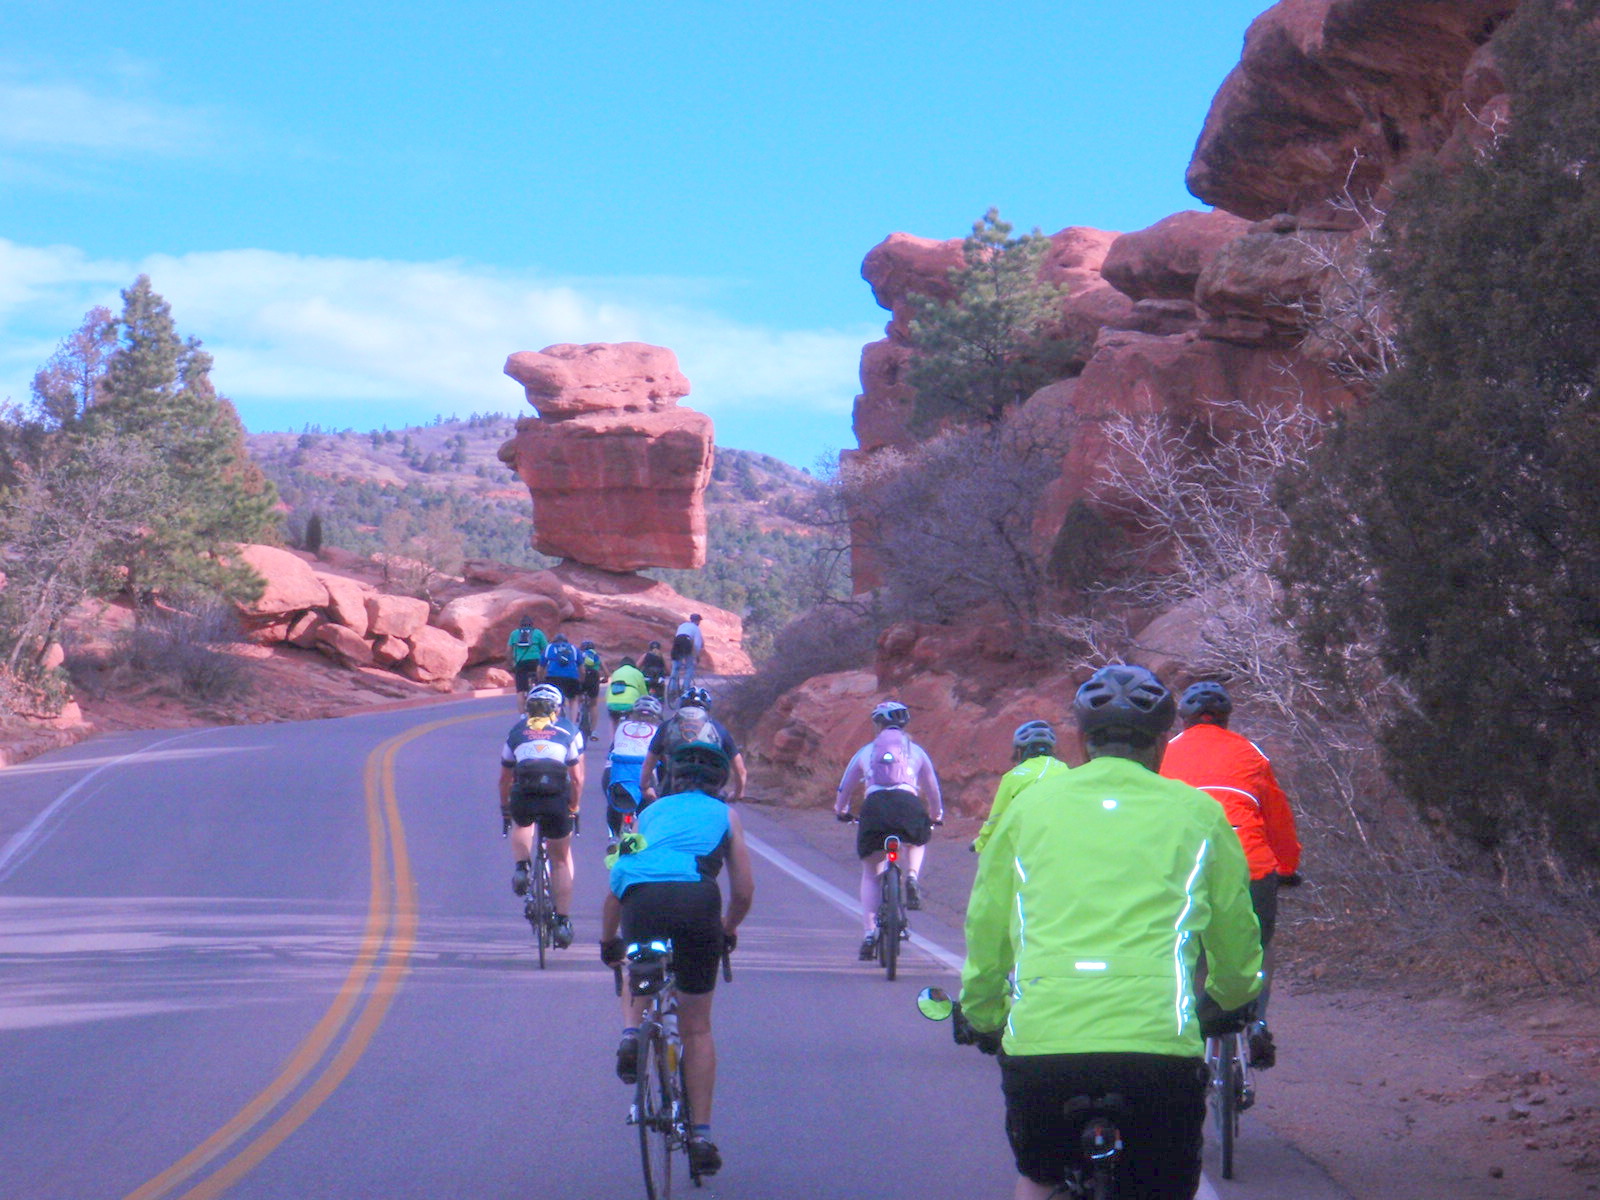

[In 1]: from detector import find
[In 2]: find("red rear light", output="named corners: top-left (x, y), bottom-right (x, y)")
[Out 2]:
top-left (887, 847), bottom-right (899, 862)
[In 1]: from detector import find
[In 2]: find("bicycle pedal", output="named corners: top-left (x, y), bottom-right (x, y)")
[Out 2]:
top-left (627, 1105), bottom-right (640, 1126)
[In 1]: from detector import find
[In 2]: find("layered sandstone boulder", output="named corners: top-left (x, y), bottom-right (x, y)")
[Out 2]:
top-left (1101, 211), bottom-right (1252, 303)
top-left (237, 545), bottom-right (330, 617)
top-left (1186, 0), bottom-right (1517, 222)
top-left (402, 625), bottom-right (471, 684)
top-left (499, 343), bottom-right (714, 572)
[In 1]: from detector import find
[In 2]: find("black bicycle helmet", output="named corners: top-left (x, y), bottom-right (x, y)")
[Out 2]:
top-left (1011, 719), bottom-right (1057, 761)
top-left (648, 640), bottom-right (661, 650)
top-left (681, 685), bottom-right (712, 710)
top-left (870, 700), bottom-right (910, 729)
top-left (668, 740), bottom-right (731, 795)
top-left (1178, 681), bottom-right (1233, 725)
top-left (580, 639), bottom-right (596, 651)
top-left (1073, 664), bottom-right (1175, 749)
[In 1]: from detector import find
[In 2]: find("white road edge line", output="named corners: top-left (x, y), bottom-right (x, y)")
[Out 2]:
top-left (744, 830), bottom-right (1226, 1200)
top-left (0, 729), bottom-right (210, 882)
top-left (743, 831), bottom-right (965, 974)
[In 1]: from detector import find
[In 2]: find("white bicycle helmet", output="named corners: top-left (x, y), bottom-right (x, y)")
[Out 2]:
top-left (526, 684), bottom-right (564, 716)
top-left (870, 700), bottom-right (911, 729)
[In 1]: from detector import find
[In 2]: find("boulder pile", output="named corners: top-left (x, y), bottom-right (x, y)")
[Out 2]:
top-left (236, 545), bottom-right (753, 692)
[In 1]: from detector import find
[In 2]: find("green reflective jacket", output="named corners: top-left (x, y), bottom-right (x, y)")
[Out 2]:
top-left (960, 754), bottom-right (1262, 1058)
top-left (972, 755), bottom-right (1072, 853)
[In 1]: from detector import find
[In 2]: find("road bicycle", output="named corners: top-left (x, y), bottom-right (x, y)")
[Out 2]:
top-left (665, 658), bottom-right (695, 709)
top-left (835, 819), bottom-right (913, 980)
top-left (916, 987), bottom-right (1124, 1198)
top-left (875, 833), bottom-right (908, 981)
top-left (523, 827), bottom-right (556, 969)
top-left (1205, 1022), bottom-right (1255, 1179)
top-left (618, 939), bottom-right (732, 1197)
top-left (578, 688), bottom-right (597, 742)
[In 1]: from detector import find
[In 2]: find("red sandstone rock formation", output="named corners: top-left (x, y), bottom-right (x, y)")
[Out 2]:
top-left (498, 343), bottom-right (714, 572)
top-left (1187, 0), bottom-right (1517, 222)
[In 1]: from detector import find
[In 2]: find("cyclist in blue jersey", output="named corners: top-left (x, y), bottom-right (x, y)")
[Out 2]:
top-left (600, 742), bottom-right (755, 1179)
top-left (605, 695), bottom-right (662, 842)
top-left (543, 631), bottom-right (583, 719)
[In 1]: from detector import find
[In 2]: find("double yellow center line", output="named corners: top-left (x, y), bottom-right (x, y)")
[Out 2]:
top-left (124, 712), bottom-right (483, 1200)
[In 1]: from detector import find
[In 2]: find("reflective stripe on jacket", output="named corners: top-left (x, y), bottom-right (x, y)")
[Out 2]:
top-left (1160, 723), bottom-right (1301, 880)
top-left (960, 755), bottom-right (1262, 1058)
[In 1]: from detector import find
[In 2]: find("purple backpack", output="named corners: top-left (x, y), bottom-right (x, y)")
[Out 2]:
top-left (867, 728), bottom-right (918, 791)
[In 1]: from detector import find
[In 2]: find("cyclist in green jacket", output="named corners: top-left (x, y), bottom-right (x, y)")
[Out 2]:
top-left (971, 719), bottom-right (1071, 854)
top-left (959, 664), bottom-right (1263, 1200)
top-left (506, 616), bottom-right (547, 703)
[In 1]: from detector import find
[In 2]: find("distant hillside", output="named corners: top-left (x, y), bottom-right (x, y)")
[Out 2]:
top-left (246, 414), bottom-right (842, 656)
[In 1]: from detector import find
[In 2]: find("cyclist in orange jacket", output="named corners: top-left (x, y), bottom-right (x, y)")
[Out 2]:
top-left (1159, 680), bottom-right (1300, 1068)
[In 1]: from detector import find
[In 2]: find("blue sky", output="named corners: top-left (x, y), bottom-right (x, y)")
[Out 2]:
top-left (1, 1), bottom-right (1271, 467)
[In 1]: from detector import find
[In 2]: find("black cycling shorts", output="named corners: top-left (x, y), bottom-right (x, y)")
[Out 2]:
top-left (513, 661), bottom-right (540, 693)
top-left (619, 879), bottom-right (723, 995)
top-left (580, 672), bottom-right (600, 698)
top-left (1000, 1052), bottom-right (1207, 1198)
top-left (856, 788), bottom-right (932, 859)
top-left (509, 791), bottom-right (573, 839)
top-left (546, 675), bottom-right (579, 700)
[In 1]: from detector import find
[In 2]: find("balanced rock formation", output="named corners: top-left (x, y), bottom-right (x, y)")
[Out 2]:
top-left (499, 343), bottom-right (714, 572)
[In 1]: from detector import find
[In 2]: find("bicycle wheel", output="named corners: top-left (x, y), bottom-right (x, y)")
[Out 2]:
top-left (1214, 1036), bottom-right (1239, 1180)
top-left (676, 1057), bottom-right (699, 1186)
top-left (580, 696), bottom-right (594, 740)
top-left (636, 1029), bottom-right (674, 1200)
top-left (530, 849), bottom-right (551, 969)
top-left (880, 867), bottom-right (902, 981)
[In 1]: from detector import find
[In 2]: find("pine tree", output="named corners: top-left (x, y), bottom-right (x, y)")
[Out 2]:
top-left (905, 209), bottom-right (1079, 430)
top-left (1283, 0), bottom-right (1600, 872)
top-left (86, 276), bottom-right (278, 603)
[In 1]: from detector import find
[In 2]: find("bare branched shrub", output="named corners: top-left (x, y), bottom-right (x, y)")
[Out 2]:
top-left (113, 598), bottom-right (251, 702)
top-left (843, 412), bottom-right (1065, 638)
top-left (1285, 157), bottom-right (1401, 387)
top-left (720, 603), bottom-right (879, 741)
top-left (1054, 400), bottom-right (1600, 988)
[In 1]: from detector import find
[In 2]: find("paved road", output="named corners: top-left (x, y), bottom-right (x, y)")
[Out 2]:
top-left (0, 698), bottom-right (1347, 1199)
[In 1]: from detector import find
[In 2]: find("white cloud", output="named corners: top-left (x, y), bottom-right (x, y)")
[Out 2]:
top-left (0, 79), bottom-right (213, 157)
top-left (0, 239), bottom-right (875, 443)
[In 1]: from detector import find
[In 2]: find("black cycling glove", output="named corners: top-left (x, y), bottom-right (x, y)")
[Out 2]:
top-left (952, 1006), bottom-right (1004, 1056)
top-left (1199, 1002), bottom-right (1257, 1038)
top-left (1278, 871), bottom-right (1303, 888)
top-left (722, 931), bottom-right (738, 954)
top-left (600, 937), bottom-right (626, 968)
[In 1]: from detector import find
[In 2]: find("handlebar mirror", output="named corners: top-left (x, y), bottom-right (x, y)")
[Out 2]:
top-left (916, 986), bottom-right (954, 1022)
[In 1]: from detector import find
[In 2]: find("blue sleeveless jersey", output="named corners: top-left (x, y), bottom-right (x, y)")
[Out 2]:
top-left (609, 790), bottom-right (731, 897)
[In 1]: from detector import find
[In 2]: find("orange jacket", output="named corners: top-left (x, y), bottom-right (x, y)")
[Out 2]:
top-left (1160, 722), bottom-right (1300, 881)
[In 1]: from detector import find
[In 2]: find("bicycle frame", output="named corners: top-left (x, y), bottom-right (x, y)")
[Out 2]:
top-left (624, 940), bottom-right (694, 1198)
top-left (525, 832), bottom-right (554, 969)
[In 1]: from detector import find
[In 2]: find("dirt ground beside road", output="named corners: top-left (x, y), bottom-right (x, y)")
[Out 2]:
top-left (747, 798), bottom-right (1600, 1200)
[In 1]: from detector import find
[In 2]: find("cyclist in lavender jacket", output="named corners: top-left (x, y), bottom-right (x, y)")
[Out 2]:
top-left (833, 700), bottom-right (943, 961)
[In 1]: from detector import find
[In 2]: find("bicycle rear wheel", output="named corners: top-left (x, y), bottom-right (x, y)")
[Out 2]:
top-left (530, 849), bottom-right (552, 969)
top-left (879, 866), bottom-right (902, 981)
top-left (636, 1029), bottom-right (675, 1199)
top-left (1214, 1036), bottom-right (1240, 1179)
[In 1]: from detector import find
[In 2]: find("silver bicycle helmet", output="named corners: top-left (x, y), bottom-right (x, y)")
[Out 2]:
top-left (1011, 719), bottom-right (1057, 761)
